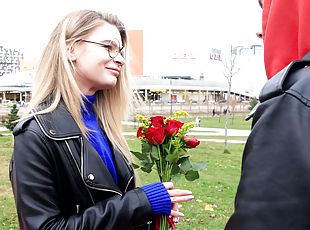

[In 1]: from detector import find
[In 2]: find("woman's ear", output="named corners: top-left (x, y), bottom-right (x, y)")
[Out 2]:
top-left (67, 43), bottom-right (78, 61)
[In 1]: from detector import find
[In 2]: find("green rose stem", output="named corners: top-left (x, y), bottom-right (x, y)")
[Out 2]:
top-left (160, 216), bottom-right (169, 230)
top-left (156, 145), bottom-right (163, 180)
top-left (156, 145), bottom-right (172, 230)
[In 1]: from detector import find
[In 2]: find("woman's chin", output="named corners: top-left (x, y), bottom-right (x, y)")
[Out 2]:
top-left (100, 80), bottom-right (118, 90)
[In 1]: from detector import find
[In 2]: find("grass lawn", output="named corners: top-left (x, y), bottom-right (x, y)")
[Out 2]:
top-left (0, 135), bottom-right (18, 230)
top-left (0, 121), bottom-right (246, 229)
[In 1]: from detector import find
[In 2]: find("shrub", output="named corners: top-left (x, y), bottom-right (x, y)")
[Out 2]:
top-left (2, 104), bottom-right (20, 131)
top-left (248, 97), bottom-right (259, 111)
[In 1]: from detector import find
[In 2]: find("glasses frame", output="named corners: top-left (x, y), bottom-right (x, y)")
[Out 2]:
top-left (79, 39), bottom-right (125, 59)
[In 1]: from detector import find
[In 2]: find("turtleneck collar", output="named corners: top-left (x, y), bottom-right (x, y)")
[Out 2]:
top-left (83, 95), bottom-right (96, 112)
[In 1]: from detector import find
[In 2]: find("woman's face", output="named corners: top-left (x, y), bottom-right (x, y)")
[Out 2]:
top-left (72, 23), bottom-right (125, 95)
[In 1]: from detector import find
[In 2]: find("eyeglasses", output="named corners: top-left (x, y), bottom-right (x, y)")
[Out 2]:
top-left (79, 39), bottom-right (125, 59)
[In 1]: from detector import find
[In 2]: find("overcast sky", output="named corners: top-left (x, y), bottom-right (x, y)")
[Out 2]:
top-left (1, 0), bottom-right (266, 95)
top-left (1, 0), bottom-right (263, 58)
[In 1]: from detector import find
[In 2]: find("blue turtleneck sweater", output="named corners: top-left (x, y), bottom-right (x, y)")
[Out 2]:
top-left (82, 95), bottom-right (118, 184)
top-left (81, 95), bottom-right (171, 215)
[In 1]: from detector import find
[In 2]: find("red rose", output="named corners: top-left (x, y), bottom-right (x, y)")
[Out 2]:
top-left (166, 119), bottom-right (184, 136)
top-left (183, 135), bottom-right (200, 148)
top-left (137, 127), bottom-right (144, 138)
top-left (145, 127), bottom-right (166, 145)
top-left (150, 116), bottom-right (164, 127)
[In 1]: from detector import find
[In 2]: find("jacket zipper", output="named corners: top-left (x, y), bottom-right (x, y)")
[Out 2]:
top-left (147, 221), bottom-right (152, 230)
top-left (124, 175), bottom-right (134, 193)
top-left (65, 139), bottom-right (95, 205)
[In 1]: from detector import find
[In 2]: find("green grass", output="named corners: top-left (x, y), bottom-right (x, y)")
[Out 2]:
top-left (0, 136), bottom-right (18, 230)
top-left (0, 132), bottom-right (245, 229)
top-left (193, 115), bottom-right (251, 130)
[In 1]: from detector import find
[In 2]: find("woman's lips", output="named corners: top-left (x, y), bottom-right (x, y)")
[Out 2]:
top-left (107, 68), bottom-right (120, 77)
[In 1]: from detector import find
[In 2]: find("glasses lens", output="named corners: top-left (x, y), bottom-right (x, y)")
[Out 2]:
top-left (108, 40), bottom-right (120, 58)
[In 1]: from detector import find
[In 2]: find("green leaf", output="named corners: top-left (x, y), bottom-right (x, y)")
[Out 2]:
top-left (164, 146), bottom-right (170, 154)
top-left (180, 157), bottom-right (192, 172)
top-left (177, 156), bottom-right (190, 164)
top-left (172, 174), bottom-right (182, 183)
top-left (192, 161), bottom-right (208, 171)
top-left (142, 142), bottom-right (152, 154)
top-left (141, 163), bottom-right (154, 173)
top-left (130, 151), bottom-right (143, 160)
top-left (185, 170), bottom-right (199, 181)
top-left (150, 147), bottom-right (160, 160)
top-left (132, 163), bottom-right (140, 169)
top-left (171, 164), bottom-right (180, 175)
top-left (141, 154), bottom-right (153, 164)
top-left (165, 152), bottom-right (179, 163)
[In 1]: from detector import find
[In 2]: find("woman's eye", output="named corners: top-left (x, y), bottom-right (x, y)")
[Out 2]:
top-left (101, 44), bottom-right (112, 50)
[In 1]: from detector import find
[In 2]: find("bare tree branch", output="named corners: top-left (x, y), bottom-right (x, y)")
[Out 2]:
top-left (221, 45), bottom-right (240, 152)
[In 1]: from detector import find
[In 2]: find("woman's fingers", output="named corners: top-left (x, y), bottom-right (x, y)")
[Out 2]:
top-left (170, 209), bottom-right (185, 217)
top-left (168, 189), bottom-right (192, 197)
top-left (170, 194), bottom-right (194, 203)
top-left (162, 182), bottom-right (194, 218)
top-left (171, 202), bottom-right (179, 211)
top-left (163, 182), bottom-right (174, 190)
top-left (167, 189), bottom-right (194, 202)
top-left (171, 203), bottom-right (180, 222)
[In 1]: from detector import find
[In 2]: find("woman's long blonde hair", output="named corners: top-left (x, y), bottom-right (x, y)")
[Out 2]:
top-left (25, 10), bottom-right (133, 162)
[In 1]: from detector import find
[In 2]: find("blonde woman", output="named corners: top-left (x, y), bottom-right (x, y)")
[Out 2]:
top-left (10, 10), bottom-right (193, 229)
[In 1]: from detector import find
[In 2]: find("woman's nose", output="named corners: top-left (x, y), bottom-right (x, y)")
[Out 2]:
top-left (113, 53), bottom-right (125, 66)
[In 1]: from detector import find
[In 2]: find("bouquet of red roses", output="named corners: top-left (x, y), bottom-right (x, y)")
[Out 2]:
top-left (131, 111), bottom-right (207, 229)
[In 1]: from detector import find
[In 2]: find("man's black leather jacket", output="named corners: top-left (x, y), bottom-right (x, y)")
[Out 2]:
top-left (9, 102), bottom-right (154, 229)
top-left (226, 56), bottom-right (310, 229)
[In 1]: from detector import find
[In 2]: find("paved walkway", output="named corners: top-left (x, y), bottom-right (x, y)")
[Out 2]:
top-left (123, 123), bottom-right (250, 144)
top-left (1, 123), bottom-right (251, 144)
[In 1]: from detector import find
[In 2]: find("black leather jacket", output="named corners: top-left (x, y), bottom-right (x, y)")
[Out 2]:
top-left (9, 102), bottom-right (154, 230)
top-left (226, 56), bottom-right (310, 229)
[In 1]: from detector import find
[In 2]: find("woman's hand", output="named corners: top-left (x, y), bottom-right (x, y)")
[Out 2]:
top-left (163, 182), bottom-right (194, 217)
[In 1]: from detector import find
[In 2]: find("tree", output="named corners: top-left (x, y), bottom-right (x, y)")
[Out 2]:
top-left (2, 104), bottom-right (20, 131)
top-left (222, 46), bottom-right (240, 153)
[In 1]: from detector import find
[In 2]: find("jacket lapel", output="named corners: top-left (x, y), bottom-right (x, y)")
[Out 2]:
top-left (113, 146), bottom-right (135, 192)
top-left (81, 138), bottom-right (121, 194)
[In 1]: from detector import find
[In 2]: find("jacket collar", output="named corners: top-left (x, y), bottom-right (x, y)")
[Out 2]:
top-left (34, 101), bottom-right (82, 139)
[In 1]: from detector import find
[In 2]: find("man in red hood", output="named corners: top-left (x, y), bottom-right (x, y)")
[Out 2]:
top-left (263, 0), bottom-right (310, 79)
top-left (225, 0), bottom-right (310, 229)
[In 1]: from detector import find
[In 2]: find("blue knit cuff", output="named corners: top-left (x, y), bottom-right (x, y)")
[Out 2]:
top-left (140, 182), bottom-right (171, 215)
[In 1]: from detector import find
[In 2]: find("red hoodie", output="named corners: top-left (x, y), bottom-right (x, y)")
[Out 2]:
top-left (263, 0), bottom-right (310, 79)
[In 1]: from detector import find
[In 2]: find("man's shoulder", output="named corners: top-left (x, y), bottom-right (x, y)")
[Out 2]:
top-left (259, 60), bottom-right (310, 103)
top-left (246, 60), bottom-right (310, 120)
